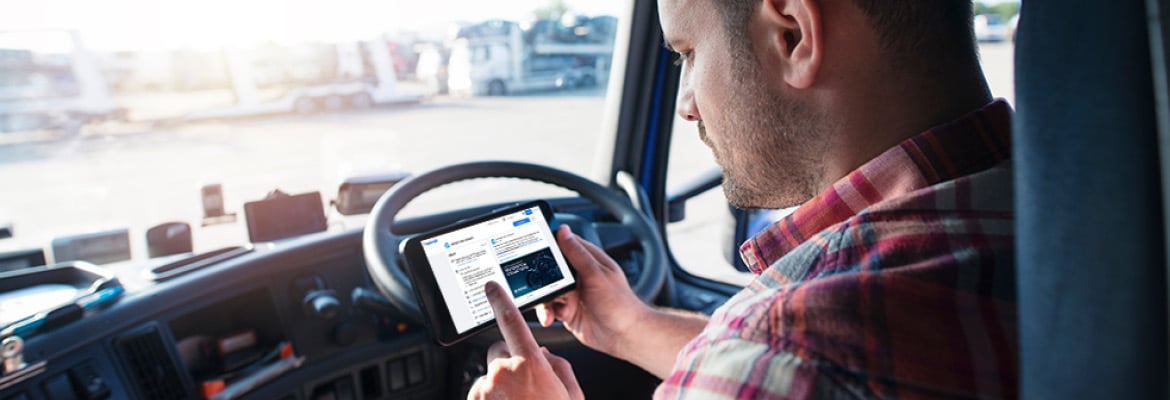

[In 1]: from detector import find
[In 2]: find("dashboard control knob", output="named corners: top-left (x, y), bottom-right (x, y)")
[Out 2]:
top-left (304, 291), bottom-right (341, 320)
top-left (2, 336), bottom-right (26, 374)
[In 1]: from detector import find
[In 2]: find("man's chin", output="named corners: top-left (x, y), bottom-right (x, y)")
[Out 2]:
top-left (721, 178), bottom-right (764, 210)
top-left (722, 178), bottom-right (810, 210)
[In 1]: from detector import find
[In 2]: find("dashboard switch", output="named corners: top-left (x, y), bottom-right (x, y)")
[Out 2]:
top-left (305, 292), bottom-right (342, 320)
top-left (406, 354), bottom-right (425, 386)
top-left (68, 362), bottom-right (111, 400)
top-left (387, 360), bottom-right (406, 391)
top-left (297, 275), bottom-right (343, 320)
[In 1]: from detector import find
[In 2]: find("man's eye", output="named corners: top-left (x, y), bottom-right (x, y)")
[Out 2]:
top-left (672, 52), bottom-right (690, 67)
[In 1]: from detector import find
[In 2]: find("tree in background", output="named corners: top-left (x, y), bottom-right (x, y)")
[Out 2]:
top-left (533, 0), bottom-right (570, 21)
top-left (976, 1), bottom-right (1021, 20)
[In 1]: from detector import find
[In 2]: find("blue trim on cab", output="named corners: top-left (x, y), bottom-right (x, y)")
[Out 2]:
top-left (639, 47), bottom-right (670, 187)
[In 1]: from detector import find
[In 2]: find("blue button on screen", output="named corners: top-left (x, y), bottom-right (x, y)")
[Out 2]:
top-left (512, 218), bottom-right (530, 227)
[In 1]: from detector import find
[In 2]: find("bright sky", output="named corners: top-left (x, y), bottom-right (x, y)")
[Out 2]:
top-left (0, 0), bottom-right (625, 51)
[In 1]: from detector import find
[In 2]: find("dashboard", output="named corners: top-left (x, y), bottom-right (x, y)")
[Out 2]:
top-left (0, 193), bottom-right (707, 400)
top-left (0, 228), bottom-right (453, 400)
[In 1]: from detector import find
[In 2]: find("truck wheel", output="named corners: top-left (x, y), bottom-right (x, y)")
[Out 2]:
top-left (488, 80), bottom-right (507, 96)
top-left (323, 95), bottom-right (346, 111)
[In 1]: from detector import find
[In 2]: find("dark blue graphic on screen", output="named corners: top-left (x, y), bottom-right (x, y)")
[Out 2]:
top-left (499, 248), bottom-right (562, 297)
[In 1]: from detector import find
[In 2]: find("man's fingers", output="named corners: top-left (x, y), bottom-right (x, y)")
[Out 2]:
top-left (575, 234), bottom-right (624, 275)
top-left (543, 348), bottom-right (585, 400)
top-left (556, 225), bottom-right (603, 277)
top-left (535, 303), bottom-right (555, 327)
top-left (486, 340), bottom-right (511, 362)
top-left (484, 280), bottom-right (541, 358)
top-left (558, 224), bottom-right (622, 276)
top-left (537, 294), bottom-right (575, 327)
top-left (467, 375), bottom-right (489, 400)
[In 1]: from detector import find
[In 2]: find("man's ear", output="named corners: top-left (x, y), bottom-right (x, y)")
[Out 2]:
top-left (757, 0), bottom-right (823, 89)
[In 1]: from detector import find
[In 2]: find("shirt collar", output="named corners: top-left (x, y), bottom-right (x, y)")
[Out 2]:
top-left (739, 100), bottom-right (1013, 274)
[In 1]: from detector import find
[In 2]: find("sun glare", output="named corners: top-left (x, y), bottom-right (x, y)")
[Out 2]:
top-left (1, 0), bottom-right (619, 52)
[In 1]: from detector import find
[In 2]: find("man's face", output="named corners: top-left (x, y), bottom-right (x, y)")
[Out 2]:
top-left (660, 0), bottom-right (827, 209)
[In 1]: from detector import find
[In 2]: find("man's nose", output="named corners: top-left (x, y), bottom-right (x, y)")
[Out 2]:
top-left (676, 83), bottom-right (701, 122)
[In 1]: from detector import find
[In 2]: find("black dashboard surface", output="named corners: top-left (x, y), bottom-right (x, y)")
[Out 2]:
top-left (1, 228), bottom-right (451, 400)
top-left (0, 196), bottom-right (699, 400)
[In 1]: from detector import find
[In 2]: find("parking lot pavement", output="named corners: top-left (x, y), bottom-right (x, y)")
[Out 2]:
top-left (0, 94), bottom-right (608, 257)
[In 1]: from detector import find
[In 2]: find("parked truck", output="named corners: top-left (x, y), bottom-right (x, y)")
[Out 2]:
top-left (0, 30), bottom-right (125, 134)
top-left (187, 36), bottom-right (420, 120)
top-left (447, 17), bottom-right (616, 96)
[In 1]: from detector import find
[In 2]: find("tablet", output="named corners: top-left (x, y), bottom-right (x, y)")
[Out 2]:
top-left (401, 200), bottom-right (576, 346)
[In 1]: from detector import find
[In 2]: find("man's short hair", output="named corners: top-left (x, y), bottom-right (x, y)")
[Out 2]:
top-left (711, 0), bottom-right (978, 73)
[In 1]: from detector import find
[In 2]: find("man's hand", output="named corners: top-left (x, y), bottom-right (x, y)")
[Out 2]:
top-left (538, 225), bottom-right (710, 379)
top-left (467, 281), bottom-right (585, 400)
top-left (535, 225), bottom-right (651, 356)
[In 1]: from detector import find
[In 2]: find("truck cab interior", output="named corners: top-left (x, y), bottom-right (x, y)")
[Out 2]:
top-left (0, 0), bottom-right (1167, 399)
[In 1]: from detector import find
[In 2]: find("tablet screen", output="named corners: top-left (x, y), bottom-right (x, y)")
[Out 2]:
top-left (417, 204), bottom-right (574, 334)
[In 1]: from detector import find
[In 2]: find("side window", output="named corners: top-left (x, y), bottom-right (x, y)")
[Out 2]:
top-left (665, 30), bottom-right (1017, 286)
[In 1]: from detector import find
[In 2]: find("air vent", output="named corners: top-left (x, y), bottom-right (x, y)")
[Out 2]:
top-left (116, 327), bottom-right (188, 399)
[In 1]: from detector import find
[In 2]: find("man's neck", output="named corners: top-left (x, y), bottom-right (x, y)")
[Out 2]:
top-left (820, 67), bottom-right (995, 189)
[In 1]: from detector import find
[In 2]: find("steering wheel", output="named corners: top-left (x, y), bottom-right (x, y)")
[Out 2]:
top-left (363, 161), bottom-right (668, 345)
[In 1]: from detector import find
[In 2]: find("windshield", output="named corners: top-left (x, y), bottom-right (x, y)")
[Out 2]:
top-left (0, 1), bottom-right (627, 264)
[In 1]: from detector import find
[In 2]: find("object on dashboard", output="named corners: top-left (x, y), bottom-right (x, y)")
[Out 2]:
top-left (351, 287), bottom-right (403, 317)
top-left (201, 183), bottom-right (239, 227)
top-left (193, 340), bottom-right (298, 398)
top-left (295, 275), bottom-right (342, 320)
top-left (0, 248), bottom-right (46, 274)
top-left (49, 228), bottom-right (131, 265)
top-left (177, 335), bottom-right (217, 373)
top-left (176, 331), bottom-right (265, 377)
top-left (0, 262), bottom-right (123, 340)
top-left (244, 190), bottom-right (327, 243)
top-left (146, 221), bottom-right (193, 258)
top-left (169, 288), bottom-right (286, 385)
top-left (218, 331), bottom-right (258, 356)
top-left (352, 287), bottom-right (418, 340)
top-left (146, 245), bottom-right (253, 282)
top-left (207, 342), bottom-right (304, 400)
top-left (332, 171), bottom-right (411, 215)
top-left (2, 336), bottom-right (25, 376)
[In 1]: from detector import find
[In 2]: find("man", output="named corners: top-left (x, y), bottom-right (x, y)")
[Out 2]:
top-left (469, 0), bottom-right (1016, 398)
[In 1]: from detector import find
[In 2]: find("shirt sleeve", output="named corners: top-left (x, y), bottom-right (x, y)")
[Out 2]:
top-left (653, 336), bottom-right (865, 400)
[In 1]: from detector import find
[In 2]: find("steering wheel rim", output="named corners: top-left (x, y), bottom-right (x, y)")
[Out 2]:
top-left (362, 161), bottom-right (667, 344)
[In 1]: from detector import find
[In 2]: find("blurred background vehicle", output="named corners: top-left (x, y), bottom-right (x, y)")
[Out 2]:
top-left (975, 13), bottom-right (1011, 42)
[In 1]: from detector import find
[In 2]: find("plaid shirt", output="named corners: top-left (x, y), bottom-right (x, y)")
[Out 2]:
top-left (655, 100), bottom-right (1016, 399)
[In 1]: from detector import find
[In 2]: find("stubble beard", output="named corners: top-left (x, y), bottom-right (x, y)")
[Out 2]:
top-left (707, 62), bottom-right (827, 210)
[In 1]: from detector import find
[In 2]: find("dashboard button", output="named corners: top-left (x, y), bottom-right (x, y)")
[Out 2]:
top-left (406, 354), bottom-right (425, 386)
top-left (68, 362), bottom-right (111, 400)
top-left (387, 359), bottom-right (406, 391)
